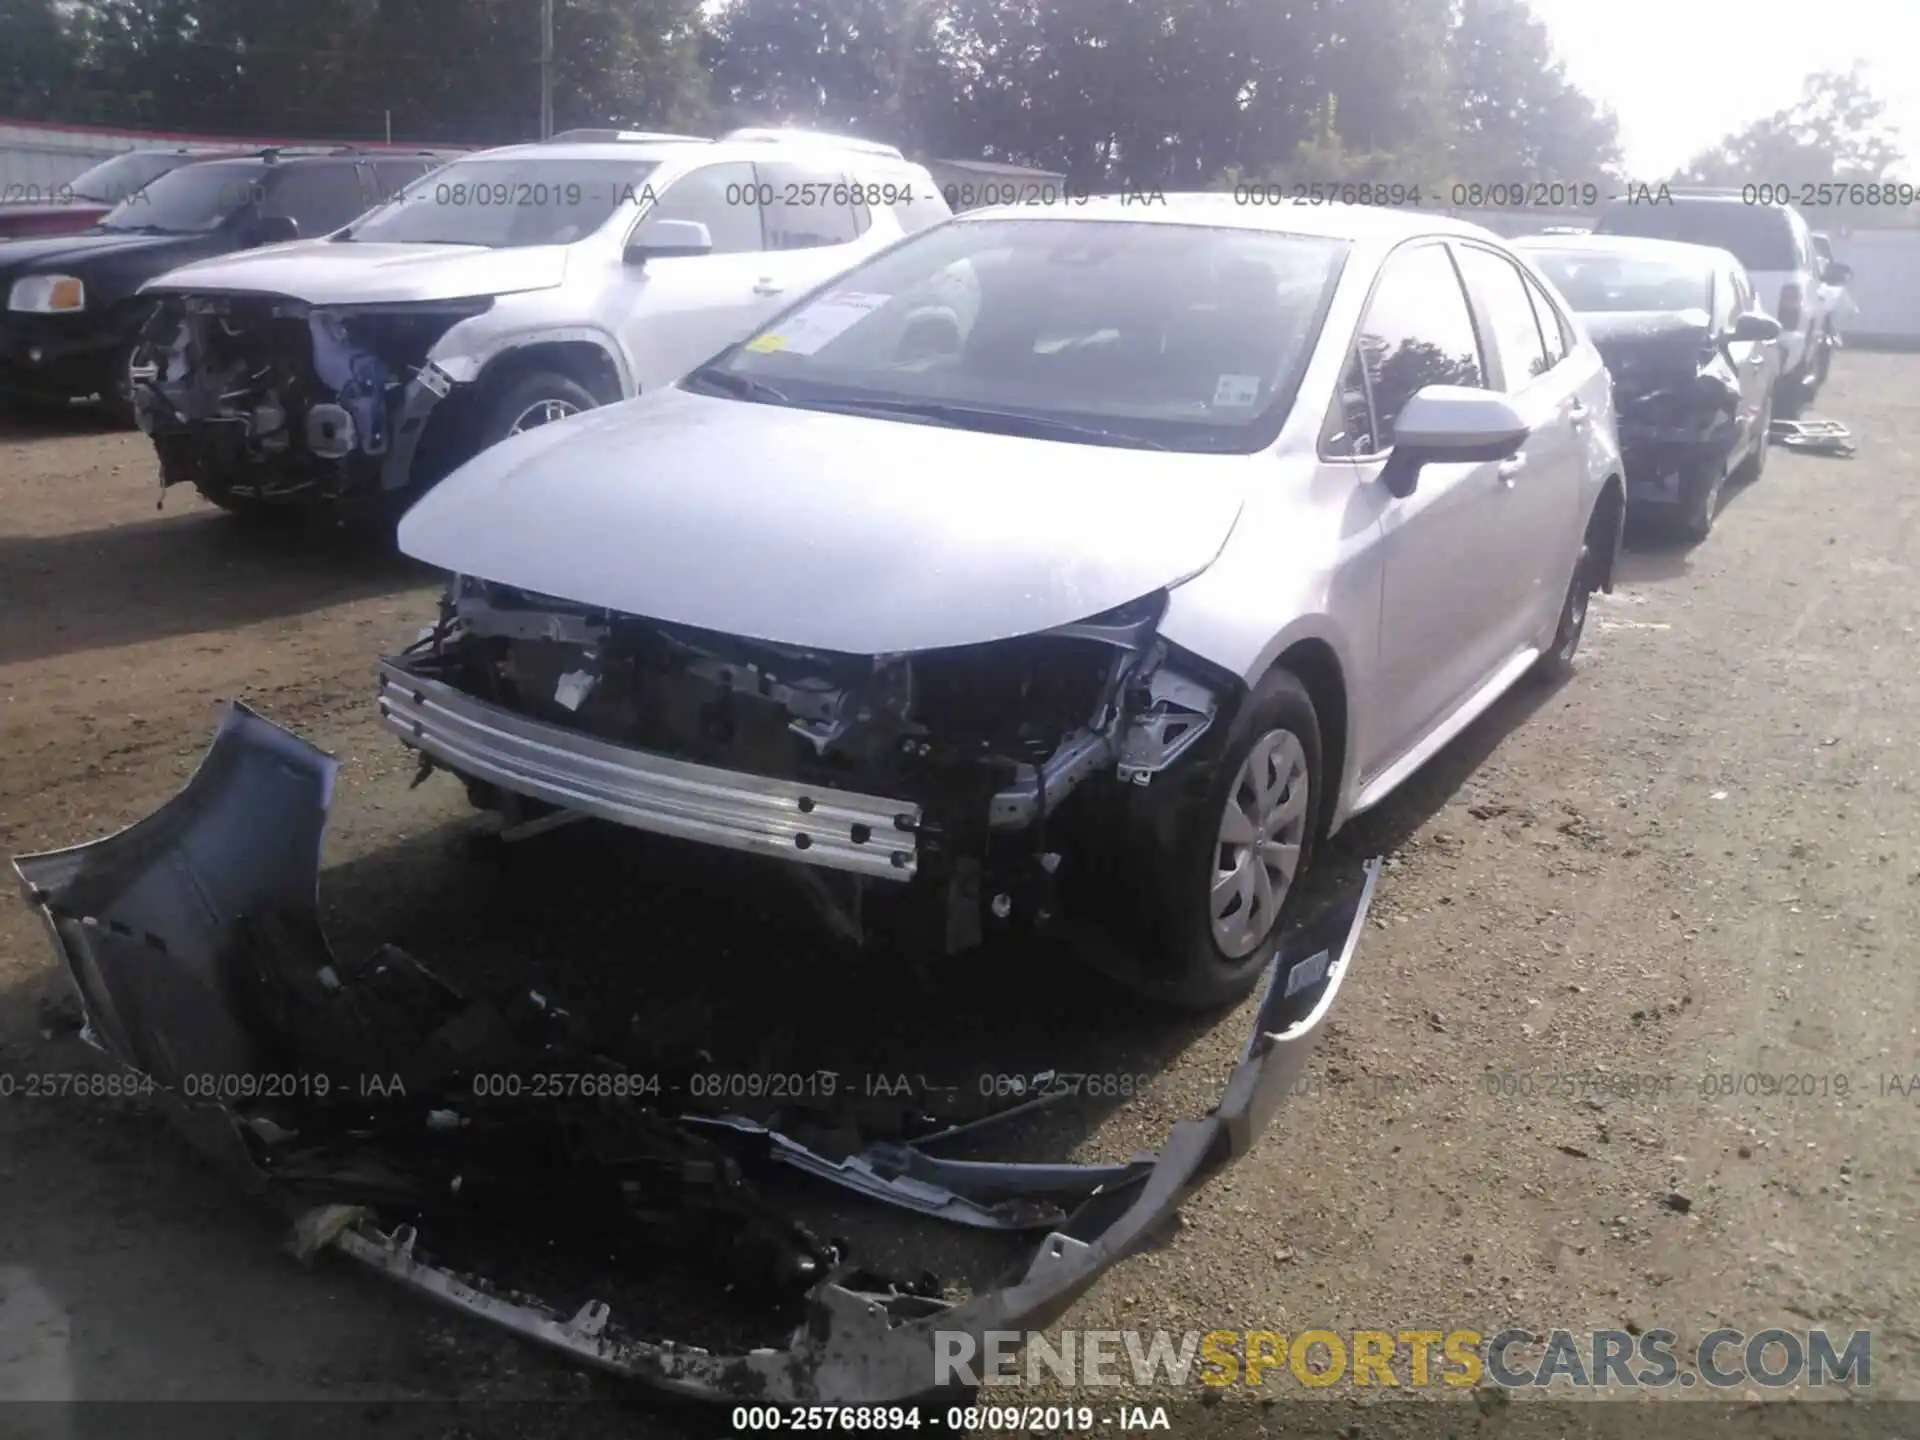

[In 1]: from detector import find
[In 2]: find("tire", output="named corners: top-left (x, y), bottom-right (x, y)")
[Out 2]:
top-left (475, 370), bottom-right (600, 452)
top-left (1678, 456), bottom-right (1727, 544)
top-left (1532, 522), bottom-right (1600, 683)
top-left (1772, 361), bottom-right (1809, 423)
top-left (101, 337), bottom-right (139, 428)
top-left (1120, 668), bottom-right (1325, 1009)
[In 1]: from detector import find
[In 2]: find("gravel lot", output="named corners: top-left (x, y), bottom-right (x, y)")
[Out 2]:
top-left (1, 354), bottom-right (1916, 1434)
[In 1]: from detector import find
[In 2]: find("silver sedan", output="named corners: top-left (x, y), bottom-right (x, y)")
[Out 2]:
top-left (381, 195), bottom-right (1627, 1006)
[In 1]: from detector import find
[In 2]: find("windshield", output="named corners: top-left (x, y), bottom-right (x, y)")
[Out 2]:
top-left (701, 218), bottom-right (1349, 453)
top-left (1594, 201), bottom-right (1795, 272)
top-left (65, 151), bottom-right (195, 206)
top-left (98, 163), bottom-right (264, 234)
top-left (341, 157), bottom-right (660, 247)
top-left (1526, 249), bottom-right (1713, 313)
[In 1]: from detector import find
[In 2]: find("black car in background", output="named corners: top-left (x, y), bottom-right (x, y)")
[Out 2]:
top-left (0, 147), bottom-right (449, 422)
top-left (1517, 233), bottom-right (1782, 542)
top-left (0, 146), bottom-right (264, 240)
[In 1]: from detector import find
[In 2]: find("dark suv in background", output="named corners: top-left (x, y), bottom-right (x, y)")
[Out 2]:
top-left (1592, 190), bottom-right (1851, 418)
top-left (0, 146), bottom-right (262, 240)
top-left (0, 147), bottom-right (451, 422)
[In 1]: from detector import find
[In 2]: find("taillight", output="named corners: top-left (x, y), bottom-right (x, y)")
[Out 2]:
top-left (1778, 284), bottom-right (1803, 330)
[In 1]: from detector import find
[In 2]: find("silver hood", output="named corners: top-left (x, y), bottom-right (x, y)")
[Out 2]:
top-left (141, 241), bottom-right (569, 303)
top-left (397, 387), bottom-right (1249, 654)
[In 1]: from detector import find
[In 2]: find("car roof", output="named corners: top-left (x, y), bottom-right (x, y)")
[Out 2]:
top-left (1514, 233), bottom-right (1737, 267)
top-left (465, 139), bottom-right (927, 168)
top-left (957, 193), bottom-right (1501, 244)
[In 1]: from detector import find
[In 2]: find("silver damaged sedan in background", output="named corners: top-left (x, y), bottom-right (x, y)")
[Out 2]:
top-left (380, 197), bottom-right (1627, 1006)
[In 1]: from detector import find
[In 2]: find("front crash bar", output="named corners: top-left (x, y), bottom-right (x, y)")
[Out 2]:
top-left (12, 700), bottom-right (1381, 1407)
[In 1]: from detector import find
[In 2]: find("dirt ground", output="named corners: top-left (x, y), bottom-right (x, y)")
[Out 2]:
top-left (1, 355), bottom-right (1917, 1436)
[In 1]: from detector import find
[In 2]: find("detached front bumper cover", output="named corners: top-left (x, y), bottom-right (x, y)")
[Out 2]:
top-left (12, 701), bottom-right (1379, 1406)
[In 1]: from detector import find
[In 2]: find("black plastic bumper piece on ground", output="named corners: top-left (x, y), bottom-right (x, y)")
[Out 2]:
top-left (12, 699), bottom-right (1381, 1406)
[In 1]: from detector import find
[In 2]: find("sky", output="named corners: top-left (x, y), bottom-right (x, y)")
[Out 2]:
top-left (1524, 0), bottom-right (1919, 179)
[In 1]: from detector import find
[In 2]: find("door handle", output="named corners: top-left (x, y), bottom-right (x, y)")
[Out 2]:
top-left (752, 280), bottom-right (785, 296)
top-left (1496, 456), bottom-right (1524, 486)
top-left (1567, 399), bottom-right (1589, 427)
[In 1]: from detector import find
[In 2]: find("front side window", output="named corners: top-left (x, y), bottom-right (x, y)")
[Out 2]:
top-left (632, 162), bottom-right (762, 254)
top-left (260, 164), bottom-right (370, 235)
top-left (1353, 243), bottom-right (1486, 450)
top-left (1321, 349), bottom-right (1377, 458)
top-left (342, 157), bottom-right (660, 247)
top-left (704, 217), bottom-right (1350, 453)
top-left (1455, 245), bottom-right (1551, 389)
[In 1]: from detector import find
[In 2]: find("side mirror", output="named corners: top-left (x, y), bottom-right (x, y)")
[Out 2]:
top-left (251, 214), bottom-right (300, 246)
top-left (1379, 386), bottom-right (1529, 499)
top-left (1823, 261), bottom-right (1853, 286)
top-left (1731, 311), bottom-right (1782, 344)
top-left (623, 218), bottom-right (713, 264)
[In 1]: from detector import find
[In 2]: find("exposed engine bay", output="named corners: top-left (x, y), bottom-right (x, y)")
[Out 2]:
top-left (385, 579), bottom-right (1230, 956)
top-left (133, 292), bottom-right (484, 514)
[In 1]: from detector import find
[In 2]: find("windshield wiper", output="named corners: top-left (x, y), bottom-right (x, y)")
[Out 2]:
top-left (683, 366), bottom-right (790, 404)
top-left (792, 398), bottom-right (1171, 451)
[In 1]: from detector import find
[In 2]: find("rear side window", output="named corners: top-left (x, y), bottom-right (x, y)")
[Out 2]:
top-left (888, 172), bottom-right (949, 235)
top-left (1350, 243), bottom-right (1486, 451)
top-left (260, 163), bottom-right (372, 235)
top-left (758, 159), bottom-right (863, 250)
top-left (1522, 273), bottom-right (1570, 368)
top-left (1454, 245), bottom-right (1551, 389)
top-left (1594, 200), bottom-right (1797, 273)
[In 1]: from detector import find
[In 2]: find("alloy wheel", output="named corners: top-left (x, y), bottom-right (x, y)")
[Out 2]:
top-left (506, 397), bottom-right (583, 435)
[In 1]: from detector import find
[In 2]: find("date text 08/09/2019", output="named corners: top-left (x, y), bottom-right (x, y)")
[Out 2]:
top-left (728, 1405), bottom-right (1171, 1433)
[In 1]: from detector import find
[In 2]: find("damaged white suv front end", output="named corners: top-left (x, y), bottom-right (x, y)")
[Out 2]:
top-left (130, 132), bottom-right (948, 521)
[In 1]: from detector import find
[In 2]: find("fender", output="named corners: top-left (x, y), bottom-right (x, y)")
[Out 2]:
top-left (427, 322), bottom-right (635, 397)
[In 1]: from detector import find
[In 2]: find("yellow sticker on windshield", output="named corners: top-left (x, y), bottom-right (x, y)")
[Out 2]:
top-left (745, 333), bottom-right (786, 353)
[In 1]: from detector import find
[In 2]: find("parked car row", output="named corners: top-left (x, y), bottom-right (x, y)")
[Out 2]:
top-left (4, 165), bottom-right (1836, 1004)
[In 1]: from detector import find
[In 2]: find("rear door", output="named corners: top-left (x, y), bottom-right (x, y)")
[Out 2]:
top-left (1451, 241), bottom-right (1587, 649)
top-left (754, 157), bottom-right (876, 309)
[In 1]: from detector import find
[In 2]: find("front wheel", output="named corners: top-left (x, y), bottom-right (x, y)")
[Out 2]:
top-left (1120, 668), bottom-right (1324, 1009)
top-left (475, 370), bottom-right (600, 451)
top-left (1679, 457), bottom-right (1727, 544)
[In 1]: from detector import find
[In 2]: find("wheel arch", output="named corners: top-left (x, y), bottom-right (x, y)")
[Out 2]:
top-left (1590, 472), bottom-right (1626, 593)
top-left (473, 338), bottom-right (626, 407)
top-left (1258, 636), bottom-right (1350, 842)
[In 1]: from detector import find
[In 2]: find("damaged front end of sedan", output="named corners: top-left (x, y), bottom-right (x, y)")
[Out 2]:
top-left (382, 578), bottom-right (1239, 971)
top-left (1587, 308), bottom-right (1746, 514)
top-left (132, 292), bottom-right (490, 519)
top-left (11, 580), bottom-right (1380, 1404)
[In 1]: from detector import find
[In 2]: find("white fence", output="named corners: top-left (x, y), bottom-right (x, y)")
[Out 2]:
top-left (0, 118), bottom-right (453, 193)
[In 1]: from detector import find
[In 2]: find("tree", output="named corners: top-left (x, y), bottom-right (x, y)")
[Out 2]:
top-left (0, 0), bottom-right (86, 120)
top-left (1673, 65), bottom-right (1902, 186)
top-left (1445, 0), bottom-right (1620, 186)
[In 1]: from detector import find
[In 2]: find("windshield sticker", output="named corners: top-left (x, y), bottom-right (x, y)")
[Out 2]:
top-left (1213, 374), bottom-right (1262, 408)
top-left (755, 291), bottom-right (892, 357)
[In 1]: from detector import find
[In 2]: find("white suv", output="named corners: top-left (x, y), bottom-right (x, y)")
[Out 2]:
top-left (131, 129), bottom-right (950, 520)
